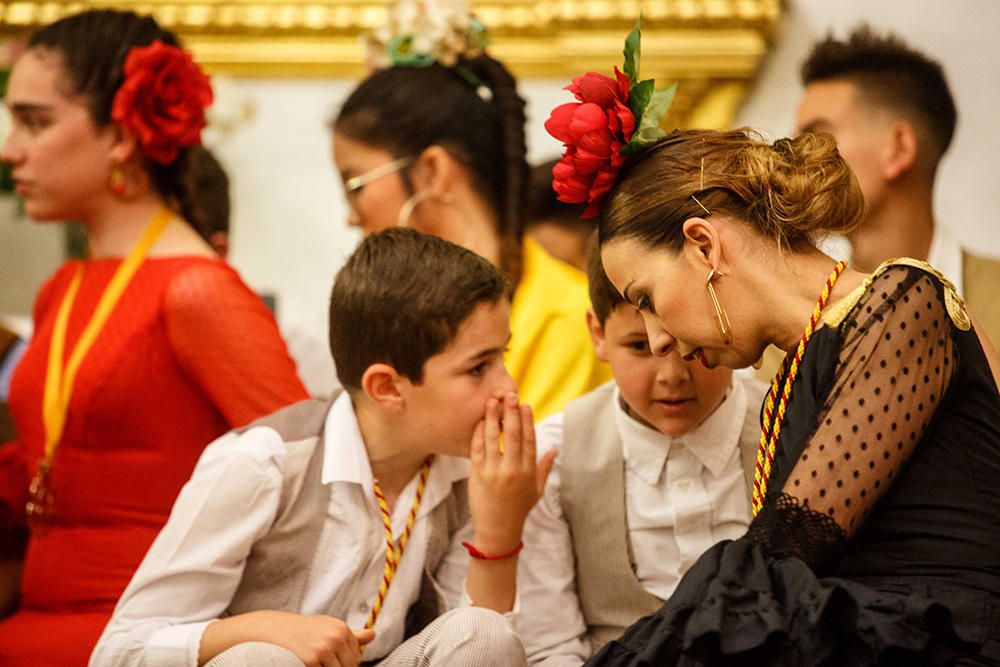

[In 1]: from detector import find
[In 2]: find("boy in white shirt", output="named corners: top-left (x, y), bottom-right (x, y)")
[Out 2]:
top-left (92, 228), bottom-right (553, 667)
top-left (516, 245), bottom-right (767, 665)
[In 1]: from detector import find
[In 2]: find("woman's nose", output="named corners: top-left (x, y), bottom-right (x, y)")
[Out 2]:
top-left (0, 128), bottom-right (22, 166)
top-left (645, 324), bottom-right (675, 358)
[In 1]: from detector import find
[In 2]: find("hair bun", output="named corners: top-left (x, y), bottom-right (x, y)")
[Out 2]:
top-left (746, 132), bottom-right (866, 245)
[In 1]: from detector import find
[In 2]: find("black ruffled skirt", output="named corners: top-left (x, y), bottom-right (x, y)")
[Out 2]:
top-left (586, 540), bottom-right (997, 666)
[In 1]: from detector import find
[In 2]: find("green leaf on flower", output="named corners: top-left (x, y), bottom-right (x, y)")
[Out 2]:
top-left (620, 139), bottom-right (646, 158)
top-left (627, 79), bottom-right (653, 125)
top-left (634, 82), bottom-right (676, 143)
top-left (623, 17), bottom-right (641, 85)
top-left (620, 81), bottom-right (678, 157)
top-left (388, 35), bottom-right (435, 67)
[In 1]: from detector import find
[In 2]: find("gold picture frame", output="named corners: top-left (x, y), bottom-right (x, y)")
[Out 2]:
top-left (0, 0), bottom-right (780, 128)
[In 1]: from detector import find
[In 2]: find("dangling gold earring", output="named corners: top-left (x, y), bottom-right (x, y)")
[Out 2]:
top-left (109, 160), bottom-right (127, 197)
top-left (706, 269), bottom-right (733, 345)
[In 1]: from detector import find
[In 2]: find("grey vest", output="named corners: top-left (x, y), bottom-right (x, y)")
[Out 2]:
top-left (559, 377), bottom-right (767, 653)
top-left (223, 394), bottom-right (469, 637)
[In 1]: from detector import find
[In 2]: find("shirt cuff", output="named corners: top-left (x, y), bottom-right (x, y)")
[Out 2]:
top-left (146, 620), bottom-right (213, 667)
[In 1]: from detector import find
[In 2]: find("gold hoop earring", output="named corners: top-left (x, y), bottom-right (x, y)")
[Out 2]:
top-left (109, 160), bottom-right (127, 197)
top-left (706, 269), bottom-right (733, 345)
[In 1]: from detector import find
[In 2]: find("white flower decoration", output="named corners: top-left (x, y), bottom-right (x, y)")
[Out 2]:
top-left (365, 0), bottom-right (489, 71)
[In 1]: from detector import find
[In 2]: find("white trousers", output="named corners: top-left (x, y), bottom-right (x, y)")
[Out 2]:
top-left (205, 607), bottom-right (527, 667)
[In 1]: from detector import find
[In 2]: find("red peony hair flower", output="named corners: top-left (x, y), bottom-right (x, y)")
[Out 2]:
top-left (545, 18), bottom-right (676, 218)
top-left (111, 40), bottom-right (214, 166)
top-left (545, 68), bottom-right (635, 218)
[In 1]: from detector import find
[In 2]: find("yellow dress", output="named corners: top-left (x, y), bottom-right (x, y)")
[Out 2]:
top-left (508, 238), bottom-right (612, 419)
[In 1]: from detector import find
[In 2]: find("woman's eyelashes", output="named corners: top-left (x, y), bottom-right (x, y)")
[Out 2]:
top-left (636, 293), bottom-right (654, 314)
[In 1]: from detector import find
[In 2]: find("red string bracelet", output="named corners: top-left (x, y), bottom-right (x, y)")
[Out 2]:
top-left (462, 541), bottom-right (524, 561)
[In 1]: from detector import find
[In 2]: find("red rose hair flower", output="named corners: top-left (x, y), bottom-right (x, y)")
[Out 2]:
top-left (545, 18), bottom-right (676, 219)
top-left (545, 68), bottom-right (635, 218)
top-left (111, 40), bottom-right (213, 165)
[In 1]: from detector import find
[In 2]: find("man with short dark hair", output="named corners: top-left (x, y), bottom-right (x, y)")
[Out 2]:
top-left (797, 25), bottom-right (1000, 345)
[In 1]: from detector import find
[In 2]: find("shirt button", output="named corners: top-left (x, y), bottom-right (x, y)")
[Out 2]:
top-left (359, 601), bottom-right (369, 613)
top-left (677, 479), bottom-right (692, 491)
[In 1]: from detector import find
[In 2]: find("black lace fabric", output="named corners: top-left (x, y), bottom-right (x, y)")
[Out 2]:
top-left (753, 267), bottom-right (957, 568)
top-left (746, 492), bottom-right (847, 575)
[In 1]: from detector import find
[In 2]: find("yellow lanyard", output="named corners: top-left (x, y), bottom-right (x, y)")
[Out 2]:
top-left (27, 206), bottom-right (173, 523)
top-left (365, 458), bottom-right (432, 632)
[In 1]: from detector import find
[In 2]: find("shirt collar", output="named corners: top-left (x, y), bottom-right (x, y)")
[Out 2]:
top-left (685, 379), bottom-right (746, 477)
top-left (321, 392), bottom-right (374, 490)
top-left (927, 224), bottom-right (964, 295)
top-left (320, 392), bottom-right (469, 499)
top-left (613, 379), bottom-right (745, 484)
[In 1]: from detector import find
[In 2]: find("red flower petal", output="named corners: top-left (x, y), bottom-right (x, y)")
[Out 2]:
top-left (614, 66), bottom-right (631, 101)
top-left (544, 61), bottom-right (643, 218)
top-left (614, 101), bottom-right (636, 141)
top-left (111, 39), bottom-right (212, 165)
top-left (573, 71), bottom-right (621, 107)
top-left (544, 103), bottom-right (578, 143)
top-left (566, 103), bottom-right (607, 141)
top-left (555, 174), bottom-right (592, 203)
top-left (552, 155), bottom-right (577, 179)
top-left (575, 128), bottom-right (614, 156)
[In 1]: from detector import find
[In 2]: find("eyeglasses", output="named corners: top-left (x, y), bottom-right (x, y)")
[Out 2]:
top-left (343, 156), bottom-right (414, 194)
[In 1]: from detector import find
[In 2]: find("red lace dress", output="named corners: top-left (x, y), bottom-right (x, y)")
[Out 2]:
top-left (0, 257), bottom-right (310, 666)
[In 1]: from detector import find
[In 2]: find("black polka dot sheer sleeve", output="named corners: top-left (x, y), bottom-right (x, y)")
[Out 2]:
top-left (747, 267), bottom-right (957, 573)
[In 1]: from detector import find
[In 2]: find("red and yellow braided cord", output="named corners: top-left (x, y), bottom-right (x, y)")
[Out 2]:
top-left (752, 261), bottom-right (847, 516)
top-left (365, 458), bottom-right (432, 630)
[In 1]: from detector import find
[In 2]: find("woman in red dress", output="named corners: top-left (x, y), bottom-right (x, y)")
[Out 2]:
top-left (0, 9), bottom-right (310, 665)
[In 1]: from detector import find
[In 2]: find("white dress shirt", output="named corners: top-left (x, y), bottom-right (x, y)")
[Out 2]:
top-left (517, 383), bottom-right (752, 666)
top-left (90, 392), bottom-right (472, 667)
top-left (819, 225), bottom-right (965, 294)
top-left (927, 223), bottom-right (965, 296)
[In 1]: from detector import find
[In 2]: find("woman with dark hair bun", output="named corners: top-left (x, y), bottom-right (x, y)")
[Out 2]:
top-left (332, 1), bottom-right (610, 420)
top-left (0, 9), bottom-right (308, 664)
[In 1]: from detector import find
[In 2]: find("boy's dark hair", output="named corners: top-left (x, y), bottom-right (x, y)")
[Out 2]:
top-left (526, 158), bottom-right (588, 229)
top-left (585, 233), bottom-right (625, 325)
top-left (329, 228), bottom-right (508, 392)
top-left (801, 25), bottom-right (957, 168)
